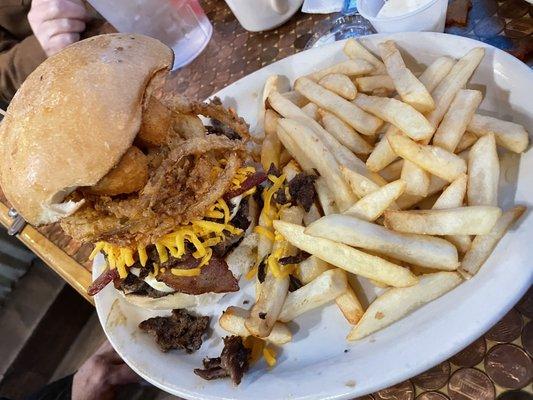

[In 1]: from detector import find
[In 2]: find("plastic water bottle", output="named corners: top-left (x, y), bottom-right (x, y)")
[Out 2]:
top-left (87, 0), bottom-right (213, 70)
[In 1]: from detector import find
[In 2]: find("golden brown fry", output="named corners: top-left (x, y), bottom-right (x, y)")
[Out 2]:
top-left (343, 38), bottom-right (387, 75)
top-left (172, 111), bottom-right (206, 139)
top-left (261, 109), bottom-right (281, 170)
top-left (84, 146), bottom-right (148, 196)
top-left (138, 96), bottom-right (172, 147)
top-left (319, 73), bottom-right (357, 100)
top-left (379, 40), bottom-right (435, 113)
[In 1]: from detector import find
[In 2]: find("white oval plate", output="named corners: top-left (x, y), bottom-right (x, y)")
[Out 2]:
top-left (94, 32), bottom-right (533, 400)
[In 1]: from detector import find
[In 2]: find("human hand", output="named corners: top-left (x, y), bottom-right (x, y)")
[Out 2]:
top-left (72, 340), bottom-right (140, 400)
top-left (28, 0), bottom-right (88, 57)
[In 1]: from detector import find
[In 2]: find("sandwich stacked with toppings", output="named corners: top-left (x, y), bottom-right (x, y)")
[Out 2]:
top-left (0, 33), bottom-right (265, 309)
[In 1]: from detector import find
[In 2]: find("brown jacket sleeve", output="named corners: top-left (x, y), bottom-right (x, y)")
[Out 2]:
top-left (0, 30), bottom-right (46, 104)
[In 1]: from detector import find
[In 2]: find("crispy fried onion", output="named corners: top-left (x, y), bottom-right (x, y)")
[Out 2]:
top-left (61, 135), bottom-right (244, 246)
top-left (158, 92), bottom-right (250, 140)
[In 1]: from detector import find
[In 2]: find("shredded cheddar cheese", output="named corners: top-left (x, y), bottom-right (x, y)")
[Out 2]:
top-left (171, 267), bottom-right (202, 277)
top-left (89, 164), bottom-right (258, 280)
top-left (253, 226), bottom-right (275, 242)
top-left (263, 346), bottom-right (277, 367)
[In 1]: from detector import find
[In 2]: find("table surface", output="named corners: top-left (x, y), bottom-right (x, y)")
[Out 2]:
top-left (0, 0), bottom-right (531, 398)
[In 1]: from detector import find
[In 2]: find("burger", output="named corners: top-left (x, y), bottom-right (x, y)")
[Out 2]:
top-left (0, 33), bottom-right (266, 309)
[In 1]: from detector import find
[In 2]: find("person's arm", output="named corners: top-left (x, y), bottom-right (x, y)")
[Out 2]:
top-left (0, 31), bottom-right (47, 104)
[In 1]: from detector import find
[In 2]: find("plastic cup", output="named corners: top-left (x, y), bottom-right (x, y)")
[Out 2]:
top-left (357, 0), bottom-right (448, 33)
top-left (87, 0), bottom-right (213, 70)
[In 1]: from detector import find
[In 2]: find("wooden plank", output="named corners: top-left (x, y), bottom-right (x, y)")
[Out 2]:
top-left (0, 202), bottom-right (93, 304)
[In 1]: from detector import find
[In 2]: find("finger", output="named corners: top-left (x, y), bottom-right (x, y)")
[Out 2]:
top-left (38, 0), bottom-right (89, 22)
top-left (107, 363), bottom-right (141, 386)
top-left (42, 18), bottom-right (86, 37)
top-left (46, 32), bottom-right (79, 53)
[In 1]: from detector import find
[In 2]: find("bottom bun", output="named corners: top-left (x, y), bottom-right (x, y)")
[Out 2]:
top-left (118, 232), bottom-right (259, 310)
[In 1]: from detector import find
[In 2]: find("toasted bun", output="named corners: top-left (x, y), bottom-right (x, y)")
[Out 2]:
top-left (121, 233), bottom-right (259, 310)
top-left (0, 34), bottom-right (173, 225)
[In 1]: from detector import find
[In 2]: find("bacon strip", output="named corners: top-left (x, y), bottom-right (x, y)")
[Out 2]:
top-left (223, 171), bottom-right (267, 201)
top-left (157, 256), bottom-right (239, 295)
top-left (87, 268), bottom-right (119, 296)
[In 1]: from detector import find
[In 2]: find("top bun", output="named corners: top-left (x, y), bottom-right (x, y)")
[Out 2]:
top-left (0, 34), bottom-right (173, 225)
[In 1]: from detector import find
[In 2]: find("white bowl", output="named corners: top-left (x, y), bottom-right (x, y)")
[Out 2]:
top-left (358, 0), bottom-right (448, 33)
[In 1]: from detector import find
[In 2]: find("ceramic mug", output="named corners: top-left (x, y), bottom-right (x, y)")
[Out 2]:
top-left (224, 0), bottom-right (303, 32)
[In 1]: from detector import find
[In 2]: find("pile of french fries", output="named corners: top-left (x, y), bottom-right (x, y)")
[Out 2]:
top-left (220, 38), bottom-right (530, 360)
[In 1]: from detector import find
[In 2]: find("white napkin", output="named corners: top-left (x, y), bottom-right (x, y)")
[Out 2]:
top-left (302, 0), bottom-right (344, 14)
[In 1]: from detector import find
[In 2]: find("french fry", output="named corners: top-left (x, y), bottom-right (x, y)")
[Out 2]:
top-left (417, 56), bottom-right (455, 93)
top-left (246, 207), bottom-right (304, 337)
top-left (279, 269), bottom-right (348, 322)
top-left (433, 89), bottom-right (483, 152)
top-left (455, 131), bottom-right (478, 153)
top-left (432, 173), bottom-right (467, 209)
top-left (344, 180), bottom-right (405, 221)
top-left (401, 160), bottom-right (430, 196)
top-left (379, 40), bottom-right (435, 113)
top-left (278, 118), bottom-right (357, 211)
top-left (274, 221), bottom-right (418, 287)
top-left (319, 109), bottom-right (373, 155)
top-left (335, 277), bottom-right (365, 325)
top-left (279, 149), bottom-right (292, 166)
top-left (353, 94), bottom-right (434, 141)
top-left (268, 90), bottom-right (385, 184)
top-left (303, 203), bottom-right (322, 226)
top-left (261, 109), bottom-right (281, 170)
top-left (264, 108), bottom-right (280, 136)
top-left (343, 38), bottom-right (387, 75)
top-left (341, 165), bottom-right (381, 197)
top-left (387, 131), bottom-right (467, 182)
top-left (295, 77), bottom-right (383, 135)
top-left (315, 176), bottom-right (339, 215)
top-left (366, 126), bottom-right (399, 172)
top-left (467, 114), bottom-right (529, 153)
top-left (308, 59), bottom-right (375, 81)
top-left (347, 272), bottom-right (462, 340)
top-left (281, 90), bottom-right (308, 107)
top-left (467, 134), bottom-right (500, 206)
top-left (276, 123), bottom-right (315, 171)
top-left (262, 75), bottom-right (290, 110)
top-left (301, 102), bottom-right (320, 120)
top-left (282, 159), bottom-right (302, 182)
top-left (461, 206), bottom-right (526, 276)
top-left (219, 306), bottom-right (292, 345)
top-left (384, 206), bottom-right (502, 235)
top-left (295, 255), bottom-right (331, 284)
top-left (256, 208), bottom-right (274, 266)
top-left (425, 47), bottom-right (485, 130)
top-left (319, 73), bottom-right (357, 100)
top-left (355, 75), bottom-right (395, 93)
top-left (396, 175), bottom-right (448, 209)
top-left (306, 214), bottom-right (459, 270)
top-left (246, 264), bottom-right (289, 338)
top-left (379, 159), bottom-right (403, 182)
top-left (432, 174), bottom-right (471, 254)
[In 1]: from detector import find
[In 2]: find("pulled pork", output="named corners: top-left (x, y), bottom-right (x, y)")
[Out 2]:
top-left (139, 309), bottom-right (209, 353)
top-left (194, 336), bottom-right (250, 385)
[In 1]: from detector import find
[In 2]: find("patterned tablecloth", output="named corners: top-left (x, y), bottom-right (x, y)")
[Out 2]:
top-left (0, 0), bottom-right (531, 398)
